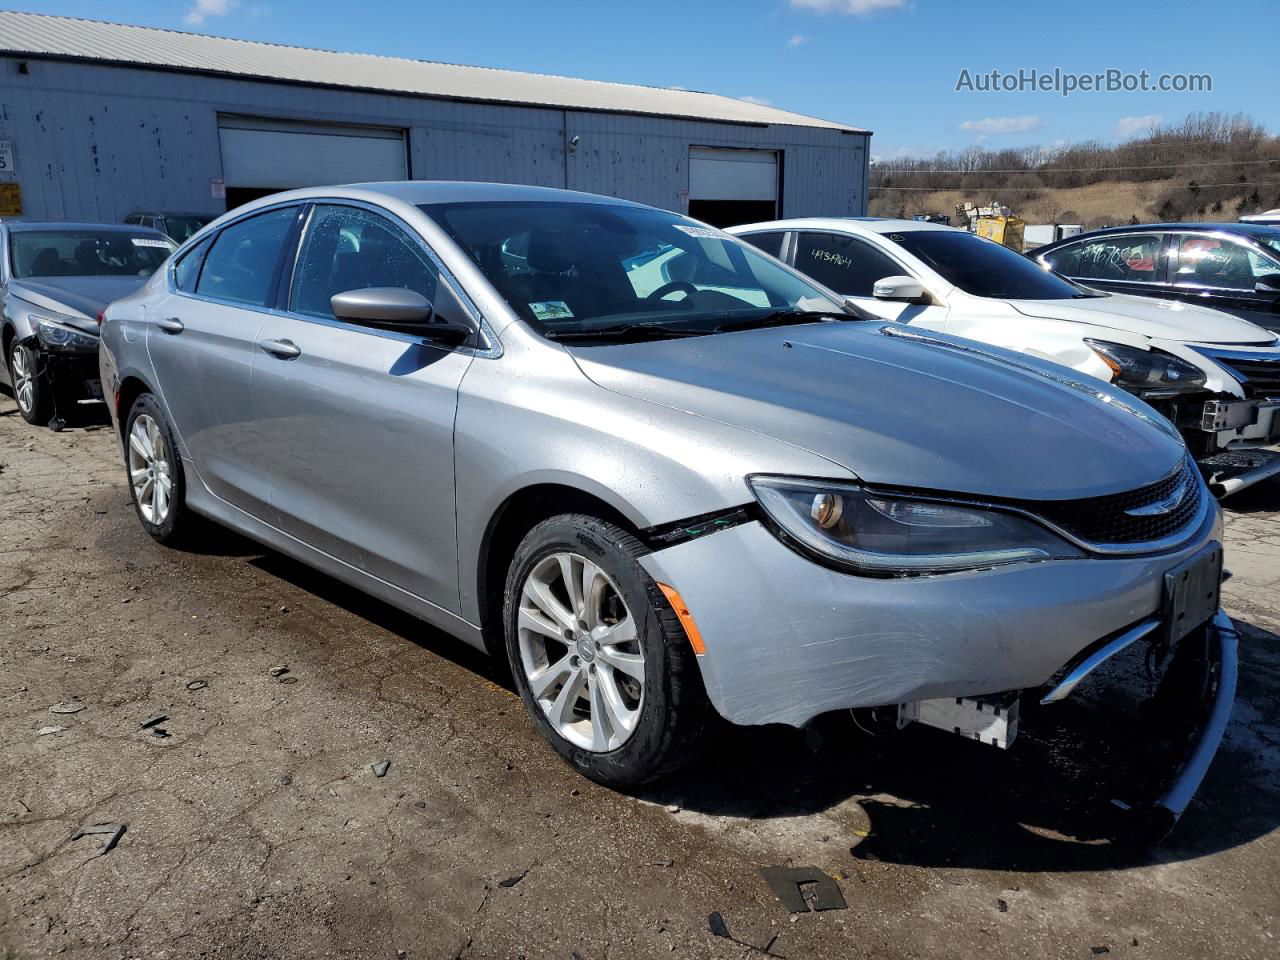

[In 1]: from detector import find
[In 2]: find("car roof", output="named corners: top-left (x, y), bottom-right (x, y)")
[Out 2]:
top-left (127, 210), bottom-right (214, 218)
top-left (1046, 222), bottom-right (1280, 244)
top-left (727, 216), bottom-right (957, 235)
top-left (3, 220), bottom-right (170, 233)
top-left (294, 180), bottom-right (649, 208)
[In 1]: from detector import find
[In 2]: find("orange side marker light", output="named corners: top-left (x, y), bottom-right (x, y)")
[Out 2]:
top-left (656, 582), bottom-right (706, 656)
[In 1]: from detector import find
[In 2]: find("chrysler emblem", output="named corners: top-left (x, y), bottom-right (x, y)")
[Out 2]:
top-left (1125, 479), bottom-right (1188, 517)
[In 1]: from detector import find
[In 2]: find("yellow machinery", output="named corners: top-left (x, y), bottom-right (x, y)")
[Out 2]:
top-left (975, 216), bottom-right (1026, 253)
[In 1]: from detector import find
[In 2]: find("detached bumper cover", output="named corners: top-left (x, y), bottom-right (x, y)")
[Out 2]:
top-left (641, 514), bottom-right (1221, 728)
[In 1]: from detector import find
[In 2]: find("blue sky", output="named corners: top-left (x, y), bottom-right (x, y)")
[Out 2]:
top-left (10, 1), bottom-right (1276, 158)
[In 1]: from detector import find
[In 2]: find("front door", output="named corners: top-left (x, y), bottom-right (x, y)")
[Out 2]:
top-left (144, 205), bottom-right (301, 517)
top-left (791, 231), bottom-right (950, 329)
top-left (250, 203), bottom-right (474, 612)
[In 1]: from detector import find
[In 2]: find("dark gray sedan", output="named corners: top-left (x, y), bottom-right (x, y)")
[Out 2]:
top-left (1, 221), bottom-right (175, 428)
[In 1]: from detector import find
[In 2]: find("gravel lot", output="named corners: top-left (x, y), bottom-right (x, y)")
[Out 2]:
top-left (1, 393), bottom-right (1277, 960)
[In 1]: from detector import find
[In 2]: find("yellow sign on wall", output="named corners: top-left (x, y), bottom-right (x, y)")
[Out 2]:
top-left (0, 182), bottom-right (21, 217)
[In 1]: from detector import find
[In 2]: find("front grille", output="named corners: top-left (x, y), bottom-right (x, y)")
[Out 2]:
top-left (1012, 459), bottom-right (1204, 548)
top-left (1218, 357), bottom-right (1280, 399)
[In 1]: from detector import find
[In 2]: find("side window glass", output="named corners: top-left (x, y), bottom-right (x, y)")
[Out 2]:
top-left (1176, 235), bottom-right (1268, 291)
top-left (741, 232), bottom-right (785, 258)
top-left (795, 232), bottom-right (902, 297)
top-left (1041, 242), bottom-right (1082, 275)
top-left (173, 236), bottom-right (212, 292)
top-left (195, 206), bottom-right (297, 307)
top-left (291, 205), bottom-right (439, 320)
top-left (1074, 235), bottom-right (1165, 283)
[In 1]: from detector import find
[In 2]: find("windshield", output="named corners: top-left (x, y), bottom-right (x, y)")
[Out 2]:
top-left (11, 229), bottom-right (175, 279)
top-left (888, 230), bottom-right (1101, 300)
top-left (419, 200), bottom-right (843, 338)
top-left (164, 215), bottom-right (212, 244)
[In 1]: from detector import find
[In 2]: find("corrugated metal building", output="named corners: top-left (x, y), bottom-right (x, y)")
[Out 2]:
top-left (0, 11), bottom-right (869, 227)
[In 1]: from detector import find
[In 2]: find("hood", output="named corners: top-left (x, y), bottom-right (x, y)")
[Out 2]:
top-left (570, 322), bottom-right (1186, 502)
top-left (1008, 292), bottom-right (1275, 345)
top-left (10, 276), bottom-right (150, 329)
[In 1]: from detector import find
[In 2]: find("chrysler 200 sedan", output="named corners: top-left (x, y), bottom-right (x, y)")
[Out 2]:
top-left (100, 183), bottom-right (1235, 835)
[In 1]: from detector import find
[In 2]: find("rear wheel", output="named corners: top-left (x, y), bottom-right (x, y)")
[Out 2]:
top-left (504, 514), bottom-right (707, 786)
top-left (7, 340), bottom-right (52, 426)
top-left (125, 394), bottom-right (197, 545)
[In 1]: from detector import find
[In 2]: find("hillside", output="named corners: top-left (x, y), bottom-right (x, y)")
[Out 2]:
top-left (870, 112), bottom-right (1280, 228)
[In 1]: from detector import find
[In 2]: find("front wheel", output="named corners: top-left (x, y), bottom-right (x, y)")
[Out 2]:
top-left (504, 514), bottom-right (707, 787)
top-left (7, 340), bottom-right (52, 426)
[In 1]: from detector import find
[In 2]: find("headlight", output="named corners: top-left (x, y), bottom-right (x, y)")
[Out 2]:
top-left (32, 314), bottom-right (100, 350)
top-left (749, 477), bottom-right (1083, 576)
top-left (1085, 339), bottom-right (1206, 398)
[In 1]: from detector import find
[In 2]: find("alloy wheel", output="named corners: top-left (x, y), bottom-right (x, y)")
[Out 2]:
top-left (11, 344), bottom-right (35, 415)
top-left (517, 551), bottom-right (646, 752)
top-left (128, 414), bottom-right (174, 525)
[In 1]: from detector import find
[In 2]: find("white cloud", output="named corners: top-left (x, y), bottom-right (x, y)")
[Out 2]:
top-left (739, 95), bottom-right (773, 106)
top-left (960, 115), bottom-right (1042, 135)
top-left (789, 0), bottom-right (908, 15)
top-left (184, 0), bottom-right (238, 26)
top-left (1114, 114), bottom-right (1162, 139)
top-left (787, 34), bottom-right (809, 47)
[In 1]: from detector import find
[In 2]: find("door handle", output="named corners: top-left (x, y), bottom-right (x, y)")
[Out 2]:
top-left (261, 338), bottom-right (301, 359)
top-left (157, 317), bottom-right (184, 334)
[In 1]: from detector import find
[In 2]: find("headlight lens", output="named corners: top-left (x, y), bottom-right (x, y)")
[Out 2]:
top-left (1085, 339), bottom-right (1206, 398)
top-left (749, 477), bottom-right (1083, 576)
top-left (32, 314), bottom-right (100, 350)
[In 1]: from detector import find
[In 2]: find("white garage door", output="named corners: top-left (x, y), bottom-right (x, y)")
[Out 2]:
top-left (688, 147), bottom-right (778, 202)
top-left (218, 116), bottom-right (408, 190)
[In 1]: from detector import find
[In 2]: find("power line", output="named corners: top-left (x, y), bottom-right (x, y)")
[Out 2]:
top-left (876, 157), bottom-right (1280, 175)
top-left (871, 180), bottom-right (1280, 191)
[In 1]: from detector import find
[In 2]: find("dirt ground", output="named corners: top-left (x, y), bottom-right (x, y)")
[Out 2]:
top-left (1, 393), bottom-right (1278, 960)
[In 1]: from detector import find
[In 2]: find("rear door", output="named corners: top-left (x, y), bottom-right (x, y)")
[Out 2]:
top-left (144, 204), bottom-right (302, 517)
top-left (250, 202), bottom-right (475, 612)
top-left (792, 230), bottom-right (949, 328)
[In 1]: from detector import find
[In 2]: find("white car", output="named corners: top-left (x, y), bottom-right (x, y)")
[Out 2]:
top-left (728, 218), bottom-right (1280, 495)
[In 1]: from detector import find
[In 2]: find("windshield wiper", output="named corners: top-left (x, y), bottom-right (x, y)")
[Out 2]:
top-left (713, 310), bottom-right (859, 333)
top-left (544, 323), bottom-right (710, 343)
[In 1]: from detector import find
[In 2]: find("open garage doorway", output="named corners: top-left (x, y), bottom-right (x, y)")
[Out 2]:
top-left (687, 147), bottom-right (779, 227)
top-left (217, 115), bottom-right (408, 211)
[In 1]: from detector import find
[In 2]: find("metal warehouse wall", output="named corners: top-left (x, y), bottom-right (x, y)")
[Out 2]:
top-left (0, 56), bottom-right (868, 222)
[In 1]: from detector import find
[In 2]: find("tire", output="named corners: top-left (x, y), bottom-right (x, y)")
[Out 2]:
top-left (504, 513), bottom-right (708, 787)
top-left (7, 339), bottom-right (52, 426)
top-left (124, 393), bottom-right (196, 546)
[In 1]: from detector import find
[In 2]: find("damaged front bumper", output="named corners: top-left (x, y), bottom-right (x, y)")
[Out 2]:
top-left (640, 511), bottom-right (1222, 729)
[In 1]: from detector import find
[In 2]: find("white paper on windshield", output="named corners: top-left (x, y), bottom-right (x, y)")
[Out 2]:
top-left (673, 224), bottom-right (724, 239)
top-left (131, 237), bottom-right (171, 249)
top-left (529, 301), bottom-right (574, 321)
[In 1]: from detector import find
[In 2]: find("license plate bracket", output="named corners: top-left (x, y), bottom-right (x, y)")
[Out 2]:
top-left (1162, 542), bottom-right (1223, 646)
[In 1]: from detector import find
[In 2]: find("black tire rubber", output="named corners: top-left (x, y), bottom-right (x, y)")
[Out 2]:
top-left (7, 339), bottom-right (52, 426)
top-left (124, 393), bottom-right (197, 546)
top-left (503, 513), bottom-right (708, 787)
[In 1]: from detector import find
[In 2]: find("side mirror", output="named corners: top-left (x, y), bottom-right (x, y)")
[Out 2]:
top-left (330, 287), bottom-right (472, 341)
top-left (872, 275), bottom-right (929, 303)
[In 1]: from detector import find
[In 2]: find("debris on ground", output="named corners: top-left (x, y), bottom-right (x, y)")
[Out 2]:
top-left (371, 761), bottom-right (391, 778)
top-left (707, 912), bottom-right (731, 939)
top-left (1091, 949), bottom-right (1110, 956)
top-left (268, 665), bottom-right (289, 678)
top-left (71, 822), bottom-right (126, 859)
top-left (997, 898), bottom-right (1009, 913)
top-left (759, 866), bottom-right (847, 913)
top-left (140, 714), bottom-right (168, 730)
top-left (37, 725), bottom-right (65, 736)
top-left (185, 679), bottom-right (208, 691)
top-left (652, 857), bottom-right (674, 867)
top-left (49, 702), bottom-right (85, 714)
top-left (498, 870), bottom-right (528, 888)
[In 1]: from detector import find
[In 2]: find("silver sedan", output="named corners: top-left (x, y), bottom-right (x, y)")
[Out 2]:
top-left (99, 182), bottom-right (1234, 835)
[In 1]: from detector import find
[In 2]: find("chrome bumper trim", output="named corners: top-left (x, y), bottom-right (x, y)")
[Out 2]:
top-left (1039, 617), bottom-right (1162, 705)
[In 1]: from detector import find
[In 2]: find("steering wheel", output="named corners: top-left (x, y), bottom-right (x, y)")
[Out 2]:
top-left (646, 280), bottom-right (698, 302)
